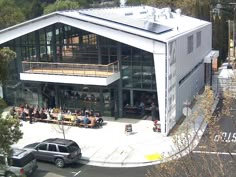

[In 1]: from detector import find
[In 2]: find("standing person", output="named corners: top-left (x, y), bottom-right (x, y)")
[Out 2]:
top-left (43, 98), bottom-right (48, 110)
top-left (20, 104), bottom-right (26, 121)
top-left (139, 101), bottom-right (145, 116)
top-left (29, 105), bottom-right (34, 124)
top-left (151, 102), bottom-right (158, 121)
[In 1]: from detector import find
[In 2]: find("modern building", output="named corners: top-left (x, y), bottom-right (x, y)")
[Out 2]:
top-left (0, 5), bottom-right (218, 135)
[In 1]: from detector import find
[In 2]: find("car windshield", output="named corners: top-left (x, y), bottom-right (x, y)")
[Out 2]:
top-left (67, 142), bottom-right (79, 152)
top-left (8, 152), bottom-right (35, 167)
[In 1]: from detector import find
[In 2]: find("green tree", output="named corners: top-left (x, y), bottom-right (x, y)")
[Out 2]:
top-left (139, 0), bottom-right (211, 18)
top-left (0, 113), bottom-right (23, 153)
top-left (0, 48), bottom-right (23, 154)
top-left (43, 0), bottom-right (81, 14)
top-left (0, 0), bottom-right (25, 29)
top-left (27, 0), bottom-right (44, 19)
top-left (0, 48), bottom-right (16, 82)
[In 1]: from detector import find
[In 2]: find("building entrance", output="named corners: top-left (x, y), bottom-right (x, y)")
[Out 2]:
top-left (123, 90), bottom-right (159, 119)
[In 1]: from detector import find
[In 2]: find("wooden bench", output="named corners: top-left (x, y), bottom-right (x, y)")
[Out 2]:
top-left (25, 114), bottom-right (104, 128)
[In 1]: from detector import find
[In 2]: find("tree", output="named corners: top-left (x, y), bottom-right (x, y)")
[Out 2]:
top-left (0, 48), bottom-right (16, 82)
top-left (51, 112), bottom-right (72, 139)
top-left (147, 86), bottom-right (236, 177)
top-left (0, 0), bottom-right (25, 29)
top-left (0, 48), bottom-right (23, 154)
top-left (27, 0), bottom-right (44, 19)
top-left (0, 111), bottom-right (23, 153)
top-left (138, 0), bottom-right (211, 18)
top-left (43, 0), bottom-right (81, 14)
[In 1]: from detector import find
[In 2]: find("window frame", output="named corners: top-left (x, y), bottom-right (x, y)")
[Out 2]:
top-left (196, 31), bottom-right (201, 48)
top-left (37, 143), bottom-right (48, 151)
top-left (48, 144), bottom-right (57, 152)
top-left (187, 35), bottom-right (194, 54)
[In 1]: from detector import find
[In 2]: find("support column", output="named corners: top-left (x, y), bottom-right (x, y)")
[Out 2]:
top-left (117, 42), bottom-right (123, 117)
top-left (114, 87), bottom-right (118, 119)
top-left (130, 89), bottom-right (134, 106)
top-left (15, 38), bottom-right (22, 73)
top-left (37, 85), bottom-right (43, 108)
top-left (153, 41), bottom-right (167, 135)
top-left (99, 87), bottom-right (104, 114)
top-left (97, 36), bottom-right (102, 64)
top-left (52, 24), bottom-right (57, 62)
top-left (55, 85), bottom-right (59, 108)
top-left (35, 31), bottom-right (40, 62)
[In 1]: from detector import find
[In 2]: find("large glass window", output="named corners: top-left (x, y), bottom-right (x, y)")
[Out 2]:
top-left (121, 44), bottom-right (155, 90)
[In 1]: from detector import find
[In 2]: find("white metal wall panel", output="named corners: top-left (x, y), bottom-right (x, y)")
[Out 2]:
top-left (166, 40), bottom-right (177, 134)
top-left (153, 42), bottom-right (167, 134)
top-left (176, 63), bottom-right (205, 121)
top-left (175, 24), bottom-right (212, 82)
top-left (167, 24), bottom-right (211, 130)
top-left (20, 72), bottom-right (120, 86)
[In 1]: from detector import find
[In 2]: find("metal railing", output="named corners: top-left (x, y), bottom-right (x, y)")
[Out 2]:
top-left (22, 61), bottom-right (119, 77)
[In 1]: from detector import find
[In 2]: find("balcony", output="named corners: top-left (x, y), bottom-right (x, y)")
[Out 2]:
top-left (20, 61), bottom-right (120, 86)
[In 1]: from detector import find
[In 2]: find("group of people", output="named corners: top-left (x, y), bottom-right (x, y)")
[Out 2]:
top-left (14, 104), bottom-right (50, 124)
top-left (13, 103), bottom-right (103, 127)
top-left (138, 101), bottom-right (159, 121)
top-left (75, 109), bottom-right (103, 126)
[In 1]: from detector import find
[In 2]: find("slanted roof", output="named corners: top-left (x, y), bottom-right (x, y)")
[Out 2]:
top-left (0, 5), bottom-right (210, 45)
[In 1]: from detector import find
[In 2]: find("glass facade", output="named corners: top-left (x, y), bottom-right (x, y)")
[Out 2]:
top-left (121, 44), bottom-right (156, 90)
top-left (1, 23), bottom-right (158, 118)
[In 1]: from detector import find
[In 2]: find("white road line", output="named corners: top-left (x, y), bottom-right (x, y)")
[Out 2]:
top-left (72, 171), bottom-right (81, 176)
top-left (193, 151), bottom-right (236, 156)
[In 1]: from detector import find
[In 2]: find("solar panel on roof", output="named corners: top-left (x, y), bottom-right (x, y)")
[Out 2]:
top-left (143, 21), bottom-right (171, 34)
top-left (79, 10), bottom-right (172, 34)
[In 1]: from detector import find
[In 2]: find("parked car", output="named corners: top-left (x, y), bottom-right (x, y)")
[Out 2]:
top-left (24, 138), bottom-right (82, 168)
top-left (0, 148), bottom-right (38, 177)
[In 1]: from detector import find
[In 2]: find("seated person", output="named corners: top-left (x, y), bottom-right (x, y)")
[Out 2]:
top-left (67, 109), bottom-right (72, 115)
top-left (57, 111), bottom-right (63, 121)
top-left (46, 111), bottom-right (52, 120)
top-left (34, 110), bottom-right (41, 118)
top-left (40, 109), bottom-right (47, 119)
top-left (10, 107), bottom-right (16, 117)
top-left (83, 115), bottom-right (91, 124)
top-left (75, 115), bottom-right (91, 125)
top-left (76, 117), bottom-right (82, 124)
top-left (89, 116), bottom-right (96, 127)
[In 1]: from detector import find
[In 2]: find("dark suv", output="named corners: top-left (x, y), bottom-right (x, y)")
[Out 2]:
top-left (24, 138), bottom-right (82, 168)
top-left (0, 148), bottom-right (38, 177)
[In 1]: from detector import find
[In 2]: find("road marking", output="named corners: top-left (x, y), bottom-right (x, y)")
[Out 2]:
top-left (145, 153), bottom-right (162, 161)
top-left (193, 151), bottom-right (236, 156)
top-left (72, 171), bottom-right (81, 176)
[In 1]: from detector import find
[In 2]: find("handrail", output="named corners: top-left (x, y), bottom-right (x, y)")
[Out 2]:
top-left (22, 61), bottom-right (119, 78)
top-left (22, 61), bottom-right (118, 67)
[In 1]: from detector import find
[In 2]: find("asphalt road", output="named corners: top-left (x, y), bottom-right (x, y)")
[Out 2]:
top-left (194, 99), bottom-right (236, 153)
top-left (31, 161), bottom-right (151, 177)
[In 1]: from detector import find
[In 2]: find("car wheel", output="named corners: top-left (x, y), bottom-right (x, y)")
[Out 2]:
top-left (55, 158), bottom-right (65, 168)
top-left (6, 172), bottom-right (17, 177)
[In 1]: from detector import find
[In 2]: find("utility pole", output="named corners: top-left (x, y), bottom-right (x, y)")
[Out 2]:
top-left (230, 3), bottom-right (236, 61)
top-left (228, 19), bottom-right (231, 64)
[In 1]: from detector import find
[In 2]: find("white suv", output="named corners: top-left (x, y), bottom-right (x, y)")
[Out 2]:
top-left (0, 148), bottom-right (38, 177)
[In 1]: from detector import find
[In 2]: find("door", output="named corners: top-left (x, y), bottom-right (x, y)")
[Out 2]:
top-left (35, 143), bottom-right (49, 161)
